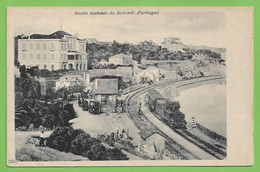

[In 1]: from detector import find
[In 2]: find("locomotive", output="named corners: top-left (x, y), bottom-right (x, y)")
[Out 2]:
top-left (146, 89), bottom-right (187, 129)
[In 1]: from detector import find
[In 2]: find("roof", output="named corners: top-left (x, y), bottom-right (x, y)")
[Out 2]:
top-left (147, 89), bottom-right (164, 99)
top-left (139, 131), bottom-right (164, 140)
top-left (93, 78), bottom-right (118, 95)
top-left (29, 30), bottom-right (72, 39)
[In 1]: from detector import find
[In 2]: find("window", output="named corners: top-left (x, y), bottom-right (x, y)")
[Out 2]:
top-left (73, 43), bottom-right (76, 49)
top-left (22, 43), bottom-right (26, 50)
top-left (30, 54), bottom-right (33, 60)
top-left (23, 54), bottom-right (26, 60)
top-left (37, 54), bottom-right (40, 60)
top-left (68, 55), bottom-right (74, 60)
top-left (30, 43), bottom-right (33, 50)
top-left (44, 54), bottom-right (47, 60)
top-left (43, 43), bottom-right (47, 49)
top-left (51, 43), bottom-right (54, 50)
top-left (44, 65), bottom-right (47, 70)
top-left (61, 54), bottom-right (63, 60)
top-left (51, 65), bottom-right (54, 71)
top-left (51, 54), bottom-right (54, 60)
top-left (36, 43), bottom-right (40, 50)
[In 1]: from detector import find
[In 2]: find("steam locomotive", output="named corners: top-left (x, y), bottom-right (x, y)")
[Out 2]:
top-left (146, 89), bottom-right (187, 129)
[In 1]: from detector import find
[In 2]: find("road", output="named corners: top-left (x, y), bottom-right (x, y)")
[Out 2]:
top-left (70, 101), bottom-right (142, 144)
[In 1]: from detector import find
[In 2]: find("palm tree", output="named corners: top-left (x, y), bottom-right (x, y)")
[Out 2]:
top-left (15, 105), bottom-right (30, 129)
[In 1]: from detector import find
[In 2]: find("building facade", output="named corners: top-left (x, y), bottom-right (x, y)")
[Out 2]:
top-left (18, 30), bottom-right (88, 71)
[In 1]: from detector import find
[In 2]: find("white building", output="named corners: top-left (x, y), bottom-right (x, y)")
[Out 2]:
top-left (109, 54), bottom-right (133, 66)
top-left (135, 67), bottom-right (162, 83)
top-left (18, 30), bottom-right (88, 71)
top-left (55, 74), bottom-right (83, 90)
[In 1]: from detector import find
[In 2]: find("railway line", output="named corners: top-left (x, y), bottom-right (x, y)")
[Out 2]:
top-left (174, 129), bottom-right (226, 160)
top-left (124, 75), bottom-right (226, 160)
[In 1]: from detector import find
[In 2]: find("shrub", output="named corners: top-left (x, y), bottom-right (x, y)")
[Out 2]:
top-left (47, 126), bottom-right (129, 160)
top-left (47, 126), bottom-right (77, 152)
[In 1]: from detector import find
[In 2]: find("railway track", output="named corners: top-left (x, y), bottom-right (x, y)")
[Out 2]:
top-left (173, 129), bottom-right (226, 160)
top-left (124, 76), bottom-right (226, 160)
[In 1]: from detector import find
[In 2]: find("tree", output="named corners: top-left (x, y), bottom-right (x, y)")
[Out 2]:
top-left (15, 105), bottom-right (30, 129)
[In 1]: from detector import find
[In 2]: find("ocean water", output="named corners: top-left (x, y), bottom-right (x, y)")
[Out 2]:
top-left (174, 83), bottom-right (226, 137)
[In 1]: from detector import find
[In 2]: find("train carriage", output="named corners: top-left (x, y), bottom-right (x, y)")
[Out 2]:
top-left (147, 89), bottom-right (186, 129)
top-left (147, 89), bottom-right (165, 111)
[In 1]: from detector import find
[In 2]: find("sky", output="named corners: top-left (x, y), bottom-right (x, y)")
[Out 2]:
top-left (9, 7), bottom-right (227, 48)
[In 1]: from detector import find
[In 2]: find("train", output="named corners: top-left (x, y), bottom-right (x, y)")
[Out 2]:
top-left (146, 89), bottom-right (187, 129)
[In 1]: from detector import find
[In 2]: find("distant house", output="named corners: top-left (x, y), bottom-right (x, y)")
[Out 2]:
top-left (135, 67), bottom-right (162, 83)
top-left (84, 38), bottom-right (98, 44)
top-left (109, 54), bottom-right (133, 66)
top-left (139, 131), bottom-right (166, 154)
top-left (98, 60), bottom-right (110, 66)
top-left (92, 78), bottom-right (119, 102)
top-left (136, 70), bottom-right (155, 83)
top-left (161, 37), bottom-right (186, 52)
top-left (55, 74), bottom-right (83, 90)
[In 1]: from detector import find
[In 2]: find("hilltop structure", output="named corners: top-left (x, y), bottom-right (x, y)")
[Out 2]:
top-left (18, 30), bottom-right (88, 71)
top-left (161, 37), bottom-right (186, 52)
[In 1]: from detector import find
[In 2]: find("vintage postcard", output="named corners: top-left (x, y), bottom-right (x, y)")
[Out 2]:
top-left (7, 7), bottom-right (253, 166)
